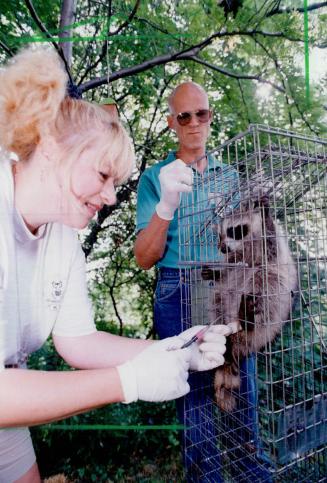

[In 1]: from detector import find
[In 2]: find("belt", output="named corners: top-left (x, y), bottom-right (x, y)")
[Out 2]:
top-left (5, 364), bottom-right (19, 368)
top-left (157, 267), bottom-right (187, 283)
top-left (157, 267), bottom-right (180, 280)
top-left (158, 267), bottom-right (179, 275)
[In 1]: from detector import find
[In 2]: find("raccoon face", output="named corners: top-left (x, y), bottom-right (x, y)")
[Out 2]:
top-left (218, 210), bottom-right (262, 256)
top-left (219, 223), bottom-right (250, 254)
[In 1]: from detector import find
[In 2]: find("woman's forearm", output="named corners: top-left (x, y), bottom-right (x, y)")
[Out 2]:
top-left (0, 366), bottom-right (123, 427)
top-left (53, 331), bottom-right (152, 369)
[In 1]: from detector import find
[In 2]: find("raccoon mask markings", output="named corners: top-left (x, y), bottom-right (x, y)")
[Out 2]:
top-left (226, 224), bottom-right (249, 241)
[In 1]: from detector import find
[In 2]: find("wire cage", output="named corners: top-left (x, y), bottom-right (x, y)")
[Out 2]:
top-left (179, 124), bottom-right (327, 482)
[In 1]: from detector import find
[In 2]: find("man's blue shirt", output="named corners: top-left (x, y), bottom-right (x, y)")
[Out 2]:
top-left (136, 151), bottom-right (239, 268)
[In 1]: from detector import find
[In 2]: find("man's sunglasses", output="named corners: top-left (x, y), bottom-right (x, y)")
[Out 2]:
top-left (175, 109), bottom-right (212, 126)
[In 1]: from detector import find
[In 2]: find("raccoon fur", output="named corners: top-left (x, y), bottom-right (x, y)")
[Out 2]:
top-left (202, 196), bottom-right (298, 412)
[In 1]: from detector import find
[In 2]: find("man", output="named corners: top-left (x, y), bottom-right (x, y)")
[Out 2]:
top-left (134, 82), bottom-right (269, 481)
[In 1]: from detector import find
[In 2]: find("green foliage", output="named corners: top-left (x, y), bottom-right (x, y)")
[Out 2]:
top-left (29, 341), bottom-right (183, 480)
top-left (31, 402), bottom-right (183, 481)
top-left (2, 0), bottom-right (327, 479)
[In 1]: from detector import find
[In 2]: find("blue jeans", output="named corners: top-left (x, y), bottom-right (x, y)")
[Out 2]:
top-left (154, 268), bottom-right (272, 482)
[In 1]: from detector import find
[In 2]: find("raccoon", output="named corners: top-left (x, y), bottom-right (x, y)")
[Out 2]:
top-left (202, 195), bottom-right (298, 412)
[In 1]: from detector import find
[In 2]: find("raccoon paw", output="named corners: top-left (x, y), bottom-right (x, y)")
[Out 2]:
top-left (201, 266), bottom-right (214, 280)
top-left (214, 367), bottom-right (225, 390)
top-left (214, 366), bottom-right (240, 392)
top-left (246, 292), bottom-right (260, 312)
top-left (223, 365), bottom-right (240, 390)
top-left (215, 387), bottom-right (237, 412)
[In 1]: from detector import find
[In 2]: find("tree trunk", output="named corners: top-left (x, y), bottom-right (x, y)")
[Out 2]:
top-left (59, 0), bottom-right (77, 68)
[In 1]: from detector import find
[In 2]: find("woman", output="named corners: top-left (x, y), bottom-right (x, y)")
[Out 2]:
top-left (0, 48), bottom-right (228, 483)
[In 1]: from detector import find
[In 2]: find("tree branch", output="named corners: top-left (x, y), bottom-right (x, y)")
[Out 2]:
top-left (59, 0), bottom-right (77, 68)
top-left (134, 16), bottom-right (190, 48)
top-left (80, 28), bottom-right (301, 92)
top-left (192, 56), bottom-right (285, 93)
top-left (24, 0), bottom-right (73, 82)
top-left (108, 280), bottom-right (124, 335)
top-left (253, 37), bottom-right (319, 135)
top-left (266, 1), bottom-right (327, 17)
top-left (24, 0), bottom-right (59, 49)
top-left (78, 0), bottom-right (140, 86)
top-left (83, 180), bottom-right (138, 257)
top-left (139, 71), bottom-right (180, 174)
top-left (237, 79), bottom-right (251, 125)
top-left (109, 0), bottom-right (141, 36)
top-left (254, 37), bottom-right (294, 128)
top-left (0, 39), bottom-right (14, 57)
top-left (76, 14), bottom-right (104, 84)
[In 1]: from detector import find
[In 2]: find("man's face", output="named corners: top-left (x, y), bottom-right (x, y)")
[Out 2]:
top-left (167, 86), bottom-right (211, 151)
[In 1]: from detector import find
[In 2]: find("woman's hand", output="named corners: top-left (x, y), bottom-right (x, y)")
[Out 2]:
top-left (117, 338), bottom-right (191, 403)
top-left (177, 324), bottom-right (235, 371)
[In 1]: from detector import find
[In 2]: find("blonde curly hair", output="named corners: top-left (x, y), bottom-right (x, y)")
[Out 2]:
top-left (0, 47), bottom-right (134, 185)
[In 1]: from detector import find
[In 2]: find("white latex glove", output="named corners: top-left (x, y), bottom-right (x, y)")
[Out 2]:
top-left (156, 159), bottom-right (193, 220)
top-left (117, 338), bottom-right (191, 403)
top-left (176, 324), bottom-right (238, 371)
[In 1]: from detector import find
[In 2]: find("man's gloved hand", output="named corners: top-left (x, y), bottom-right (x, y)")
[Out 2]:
top-left (156, 159), bottom-right (193, 220)
top-left (117, 338), bottom-right (191, 403)
top-left (177, 324), bottom-right (237, 371)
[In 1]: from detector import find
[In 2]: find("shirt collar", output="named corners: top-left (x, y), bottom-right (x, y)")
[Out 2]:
top-left (13, 208), bottom-right (47, 244)
top-left (6, 160), bottom-right (47, 243)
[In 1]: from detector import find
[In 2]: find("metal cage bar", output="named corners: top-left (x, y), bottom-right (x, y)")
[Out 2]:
top-left (179, 124), bottom-right (327, 482)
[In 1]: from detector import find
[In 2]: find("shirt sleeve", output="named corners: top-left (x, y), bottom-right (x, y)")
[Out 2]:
top-left (52, 241), bottom-right (96, 337)
top-left (136, 170), bottom-right (160, 232)
top-left (0, 320), bottom-right (5, 371)
top-left (0, 225), bottom-right (7, 370)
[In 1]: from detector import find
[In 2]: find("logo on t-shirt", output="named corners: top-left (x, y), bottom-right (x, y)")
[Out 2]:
top-left (46, 279), bottom-right (63, 311)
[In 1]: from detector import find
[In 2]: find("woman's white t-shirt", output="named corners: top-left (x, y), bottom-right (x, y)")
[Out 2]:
top-left (0, 158), bottom-right (96, 369)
